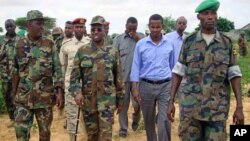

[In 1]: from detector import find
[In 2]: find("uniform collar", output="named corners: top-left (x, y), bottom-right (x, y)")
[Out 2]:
top-left (196, 30), bottom-right (222, 43)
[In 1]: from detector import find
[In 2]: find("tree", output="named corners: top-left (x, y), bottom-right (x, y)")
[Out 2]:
top-left (194, 17), bottom-right (235, 32)
top-left (163, 16), bottom-right (176, 34)
top-left (217, 17), bottom-right (235, 32)
top-left (0, 27), bottom-right (3, 32)
top-left (15, 16), bottom-right (56, 36)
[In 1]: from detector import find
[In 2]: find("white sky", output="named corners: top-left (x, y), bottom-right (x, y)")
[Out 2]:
top-left (0, 0), bottom-right (249, 35)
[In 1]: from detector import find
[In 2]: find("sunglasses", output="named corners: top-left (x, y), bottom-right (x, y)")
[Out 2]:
top-left (91, 28), bottom-right (103, 32)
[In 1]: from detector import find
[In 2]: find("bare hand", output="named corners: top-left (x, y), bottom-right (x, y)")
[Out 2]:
top-left (116, 105), bottom-right (123, 114)
top-left (56, 92), bottom-right (64, 109)
top-left (167, 101), bottom-right (175, 122)
top-left (233, 107), bottom-right (244, 125)
top-left (75, 93), bottom-right (83, 107)
top-left (132, 89), bottom-right (140, 103)
top-left (129, 32), bottom-right (140, 41)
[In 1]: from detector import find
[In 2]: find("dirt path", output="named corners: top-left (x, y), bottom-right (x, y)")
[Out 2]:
top-left (1, 98), bottom-right (249, 141)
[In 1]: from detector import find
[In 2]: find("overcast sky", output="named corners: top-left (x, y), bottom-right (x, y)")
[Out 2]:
top-left (0, 0), bottom-right (249, 35)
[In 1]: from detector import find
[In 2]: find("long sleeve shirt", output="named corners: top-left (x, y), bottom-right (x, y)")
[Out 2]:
top-left (130, 35), bottom-right (175, 82)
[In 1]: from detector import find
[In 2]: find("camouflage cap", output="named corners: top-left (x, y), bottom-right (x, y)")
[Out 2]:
top-left (90, 15), bottom-right (105, 25)
top-left (26, 10), bottom-right (47, 21)
top-left (52, 27), bottom-right (63, 35)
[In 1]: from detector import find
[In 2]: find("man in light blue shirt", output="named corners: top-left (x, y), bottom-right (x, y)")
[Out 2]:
top-left (165, 16), bottom-right (187, 65)
top-left (130, 14), bottom-right (174, 141)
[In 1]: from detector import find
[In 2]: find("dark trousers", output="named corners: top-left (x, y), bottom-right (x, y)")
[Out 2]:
top-left (2, 81), bottom-right (16, 120)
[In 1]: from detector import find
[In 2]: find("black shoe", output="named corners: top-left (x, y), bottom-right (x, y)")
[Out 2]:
top-left (63, 120), bottom-right (67, 129)
top-left (119, 129), bottom-right (127, 138)
top-left (132, 121), bottom-right (139, 131)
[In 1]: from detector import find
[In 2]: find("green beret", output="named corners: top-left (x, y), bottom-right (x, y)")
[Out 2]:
top-left (195, 0), bottom-right (220, 13)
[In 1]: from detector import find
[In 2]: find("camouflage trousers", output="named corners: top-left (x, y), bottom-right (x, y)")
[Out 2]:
top-left (65, 91), bottom-right (83, 134)
top-left (14, 106), bottom-right (53, 141)
top-left (179, 116), bottom-right (226, 141)
top-left (1, 81), bottom-right (16, 120)
top-left (82, 95), bottom-right (115, 141)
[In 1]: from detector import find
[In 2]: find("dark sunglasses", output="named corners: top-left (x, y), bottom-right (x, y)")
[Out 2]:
top-left (91, 28), bottom-right (103, 32)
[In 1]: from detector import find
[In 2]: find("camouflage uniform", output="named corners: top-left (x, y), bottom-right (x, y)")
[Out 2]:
top-left (69, 40), bottom-right (124, 141)
top-left (0, 34), bottom-right (21, 120)
top-left (59, 37), bottom-right (89, 134)
top-left (172, 30), bottom-right (242, 140)
top-left (105, 35), bottom-right (113, 45)
top-left (12, 10), bottom-right (63, 141)
top-left (54, 35), bottom-right (64, 53)
top-left (238, 33), bottom-right (247, 56)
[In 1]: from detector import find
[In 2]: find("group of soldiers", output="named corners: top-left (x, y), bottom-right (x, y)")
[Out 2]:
top-left (0, 0), bottom-right (246, 141)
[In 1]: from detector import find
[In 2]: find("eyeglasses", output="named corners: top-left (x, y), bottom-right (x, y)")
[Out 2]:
top-left (91, 28), bottom-right (103, 32)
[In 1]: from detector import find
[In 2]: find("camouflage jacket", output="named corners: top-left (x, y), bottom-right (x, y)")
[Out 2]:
top-left (0, 34), bottom-right (22, 82)
top-left (12, 36), bottom-right (63, 109)
top-left (69, 41), bottom-right (124, 111)
top-left (54, 35), bottom-right (64, 53)
top-left (175, 30), bottom-right (241, 121)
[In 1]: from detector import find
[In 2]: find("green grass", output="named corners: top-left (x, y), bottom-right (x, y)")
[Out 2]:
top-left (234, 42), bottom-right (250, 96)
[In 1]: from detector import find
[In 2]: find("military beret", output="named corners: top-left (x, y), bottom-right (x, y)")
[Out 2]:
top-left (105, 21), bottom-right (110, 26)
top-left (90, 15), bottom-right (105, 25)
top-left (72, 18), bottom-right (87, 25)
top-left (26, 10), bottom-right (48, 21)
top-left (52, 27), bottom-right (63, 35)
top-left (195, 0), bottom-right (220, 13)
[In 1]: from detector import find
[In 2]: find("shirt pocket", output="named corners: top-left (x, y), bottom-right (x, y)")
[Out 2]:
top-left (186, 52), bottom-right (202, 81)
top-left (80, 60), bottom-right (93, 82)
top-left (213, 55), bottom-right (229, 82)
top-left (119, 47), bottom-right (129, 58)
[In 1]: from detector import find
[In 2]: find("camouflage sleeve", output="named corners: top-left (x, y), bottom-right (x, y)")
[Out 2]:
top-left (52, 44), bottom-right (64, 89)
top-left (172, 39), bottom-right (188, 76)
top-left (11, 41), bottom-right (20, 75)
top-left (113, 49), bottom-right (124, 107)
top-left (228, 38), bottom-right (242, 80)
top-left (68, 49), bottom-right (82, 97)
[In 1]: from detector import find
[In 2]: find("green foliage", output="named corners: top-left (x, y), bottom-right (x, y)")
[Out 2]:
top-left (236, 42), bottom-right (250, 95)
top-left (15, 17), bottom-right (27, 30)
top-left (163, 16), bottom-right (176, 34)
top-left (217, 17), bottom-right (235, 32)
top-left (243, 29), bottom-right (250, 41)
top-left (0, 27), bottom-right (3, 32)
top-left (194, 17), bottom-right (235, 32)
top-left (15, 17), bottom-right (56, 36)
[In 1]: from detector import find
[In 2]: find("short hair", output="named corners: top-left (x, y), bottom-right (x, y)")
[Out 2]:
top-left (126, 17), bottom-right (137, 24)
top-left (65, 21), bottom-right (72, 25)
top-left (149, 14), bottom-right (163, 24)
top-left (5, 19), bottom-right (15, 25)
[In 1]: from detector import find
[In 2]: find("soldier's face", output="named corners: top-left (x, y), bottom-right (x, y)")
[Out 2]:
top-left (91, 24), bottom-right (105, 43)
top-left (5, 22), bottom-right (16, 35)
top-left (27, 20), bottom-right (45, 39)
top-left (149, 20), bottom-right (163, 38)
top-left (198, 10), bottom-right (217, 32)
top-left (65, 24), bottom-right (74, 38)
top-left (74, 24), bottom-right (85, 39)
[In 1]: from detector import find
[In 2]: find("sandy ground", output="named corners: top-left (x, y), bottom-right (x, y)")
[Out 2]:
top-left (0, 97), bottom-right (249, 141)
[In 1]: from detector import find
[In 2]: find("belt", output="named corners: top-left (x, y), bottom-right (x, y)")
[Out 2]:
top-left (141, 78), bottom-right (170, 85)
